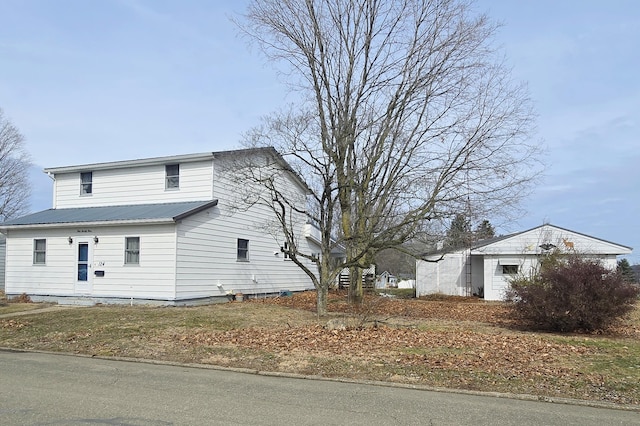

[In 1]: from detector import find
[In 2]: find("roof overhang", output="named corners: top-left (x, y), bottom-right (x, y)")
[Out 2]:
top-left (0, 200), bottom-right (219, 231)
top-left (44, 152), bottom-right (216, 174)
top-left (0, 218), bottom-right (177, 230)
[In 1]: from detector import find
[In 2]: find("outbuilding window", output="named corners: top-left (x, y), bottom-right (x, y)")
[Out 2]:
top-left (237, 238), bottom-right (249, 261)
top-left (125, 237), bottom-right (140, 264)
top-left (33, 239), bottom-right (46, 264)
top-left (502, 265), bottom-right (518, 275)
top-left (498, 259), bottom-right (519, 275)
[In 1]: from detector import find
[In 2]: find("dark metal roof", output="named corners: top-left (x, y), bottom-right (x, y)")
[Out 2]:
top-left (0, 200), bottom-right (218, 228)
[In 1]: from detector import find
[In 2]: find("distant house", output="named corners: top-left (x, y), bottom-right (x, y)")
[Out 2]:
top-left (375, 271), bottom-right (397, 289)
top-left (416, 224), bottom-right (632, 301)
top-left (0, 148), bottom-right (320, 305)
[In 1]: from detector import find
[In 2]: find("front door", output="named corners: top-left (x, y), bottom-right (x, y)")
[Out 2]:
top-left (74, 241), bottom-right (92, 295)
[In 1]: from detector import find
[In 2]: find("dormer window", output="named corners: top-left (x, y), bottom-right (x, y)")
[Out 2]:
top-left (165, 164), bottom-right (179, 189)
top-left (80, 172), bottom-right (92, 195)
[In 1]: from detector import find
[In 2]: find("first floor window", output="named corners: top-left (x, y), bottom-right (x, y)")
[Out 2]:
top-left (502, 265), bottom-right (518, 275)
top-left (283, 241), bottom-right (291, 260)
top-left (237, 238), bottom-right (249, 261)
top-left (33, 239), bottom-right (46, 264)
top-left (125, 237), bottom-right (140, 264)
top-left (80, 171), bottom-right (93, 195)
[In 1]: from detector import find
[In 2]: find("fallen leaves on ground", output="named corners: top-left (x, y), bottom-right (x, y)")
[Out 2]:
top-left (176, 324), bottom-right (592, 381)
top-left (3, 290), bottom-right (639, 405)
top-left (0, 319), bottom-right (29, 329)
top-left (164, 291), bottom-right (640, 404)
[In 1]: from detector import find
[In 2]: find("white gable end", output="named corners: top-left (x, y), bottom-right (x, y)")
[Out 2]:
top-left (473, 225), bottom-right (632, 256)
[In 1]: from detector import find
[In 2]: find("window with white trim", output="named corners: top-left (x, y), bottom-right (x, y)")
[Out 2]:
top-left (125, 237), bottom-right (140, 264)
top-left (33, 239), bottom-right (46, 264)
top-left (80, 172), bottom-right (92, 195)
top-left (502, 265), bottom-right (518, 275)
top-left (237, 238), bottom-right (249, 261)
top-left (165, 164), bottom-right (179, 189)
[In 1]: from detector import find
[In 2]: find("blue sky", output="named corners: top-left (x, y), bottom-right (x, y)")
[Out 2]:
top-left (1, 0), bottom-right (638, 263)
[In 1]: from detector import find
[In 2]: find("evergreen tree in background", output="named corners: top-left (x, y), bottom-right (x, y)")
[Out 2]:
top-left (445, 215), bottom-right (496, 248)
top-left (474, 220), bottom-right (496, 240)
top-left (617, 258), bottom-right (637, 283)
top-left (445, 214), bottom-right (473, 247)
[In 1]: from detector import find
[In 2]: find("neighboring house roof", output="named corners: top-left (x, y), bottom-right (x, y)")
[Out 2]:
top-left (422, 224), bottom-right (632, 257)
top-left (0, 200), bottom-right (218, 229)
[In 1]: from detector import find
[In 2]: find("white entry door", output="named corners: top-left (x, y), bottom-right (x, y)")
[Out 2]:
top-left (74, 240), bottom-right (93, 295)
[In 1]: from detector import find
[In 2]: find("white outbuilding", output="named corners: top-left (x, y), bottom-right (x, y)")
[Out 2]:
top-left (416, 224), bottom-right (632, 301)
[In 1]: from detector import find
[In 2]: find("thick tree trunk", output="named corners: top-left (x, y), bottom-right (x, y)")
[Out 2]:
top-left (316, 284), bottom-right (328, 317)
top-left (348, 265), bottom-right (363, 304)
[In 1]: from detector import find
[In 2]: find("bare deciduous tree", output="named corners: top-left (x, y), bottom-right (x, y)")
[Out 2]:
top-left (231, 134), bottom-right (345, 316)
top-left (239, 0), bottom-right (541, 309)
top-left (0, 108), bottom-right (31, 221)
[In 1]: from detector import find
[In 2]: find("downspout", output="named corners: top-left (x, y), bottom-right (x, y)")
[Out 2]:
top-left (210, 155), bottom-right (215, 200)
top-left (468, 248), bottom-right (472, 297)
top-left (173, 220), bottom-right (180, 302)
top-left (46, 171), bottom-right (56, 209)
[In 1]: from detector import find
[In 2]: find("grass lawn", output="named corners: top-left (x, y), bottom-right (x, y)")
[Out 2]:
top-left (1, 291), bottom-right (639, 407)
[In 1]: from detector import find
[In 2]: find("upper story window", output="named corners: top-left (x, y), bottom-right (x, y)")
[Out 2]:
top-left (80, 172), bottom-right (93, 195)
top-left (237, 238), bottom-right (249, 261)
top-left (125, 237), bottom-right (140, 265)
top-left (165, 164), bottom-right (179, 189)
top-left (33, 239), bottom-right (46, 265)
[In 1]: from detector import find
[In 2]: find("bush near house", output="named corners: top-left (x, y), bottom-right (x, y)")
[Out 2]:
top-left (505, 255), bottom-right (640, 332)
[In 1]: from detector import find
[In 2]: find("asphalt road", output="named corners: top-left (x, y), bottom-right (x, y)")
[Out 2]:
top-left (0, 350), bottom-right (638, 425)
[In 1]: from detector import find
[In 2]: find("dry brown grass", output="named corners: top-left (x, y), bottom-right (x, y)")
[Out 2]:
top-left (1, 291), bottom-right (639, 407)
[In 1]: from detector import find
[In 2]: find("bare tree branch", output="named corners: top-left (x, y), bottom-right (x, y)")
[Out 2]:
top-left (0, 108), bottom-right (31, 222)
top-left (237, 0), bottom-right (542, 309)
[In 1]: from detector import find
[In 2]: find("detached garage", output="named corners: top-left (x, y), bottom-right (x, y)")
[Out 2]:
top-left (416, 224), bottom-right (632, 301)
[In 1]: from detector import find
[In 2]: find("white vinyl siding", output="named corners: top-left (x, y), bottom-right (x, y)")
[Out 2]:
top-left (52, 160), bottom-right (214, 208)
top-left (416, 251), bottom-right (467, 297)
top-left (6, 232), bottom-right (75, 296)
top-left (4, 226), bottom-right (177, 300)
top-left (174, 198), bottom-right (316, 301)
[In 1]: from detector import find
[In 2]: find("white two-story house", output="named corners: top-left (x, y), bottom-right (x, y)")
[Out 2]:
top-left (0, 147), bottom-right (319, 305)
